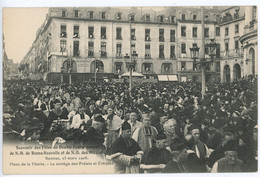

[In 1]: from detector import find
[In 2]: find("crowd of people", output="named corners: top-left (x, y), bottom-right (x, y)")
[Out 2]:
top-left (3, 75), bottom-right (258, 173)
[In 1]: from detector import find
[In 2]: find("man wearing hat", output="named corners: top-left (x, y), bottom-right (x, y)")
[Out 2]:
top-left (211, 140), bottom-right (243, 172)
top-left (163, 138), bottom-right (189, 173)
top-left (128, 110), bottom-right (143, 135)
top-left (141, 133), bottom-right (172, 173)
top-left (83, 115), bottom-right (105, 149)
top-left (132, 114), bottom-right (158, 154)
top-left (188, 124), bottom-right (211, 172)
top-left (109, 121), bottom-right (143, 173)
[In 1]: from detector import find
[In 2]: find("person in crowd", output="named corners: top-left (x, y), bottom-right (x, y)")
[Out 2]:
top-left (163, 138), bottom-right (189, 173)
top-left (132, 114), bottom-right (158, 154)
top-left (163, 119), bottom-right (179, 146)
top-left (104, 106), bottom-right (124, 150)
top-left (211, 140), bottom-right (243, 172)
top-left (154, 113), bottom-right (169, 135)
top-left (207, 132), bottom-right (234, 168)
top-left (83, 115), bottom-right (106, 150)
top-left (109, 121), bottom-right (143, 173)
top-left (188, 124), bottom-right (211, 172)
top-left (128, 110), bottom-right (143, 135)
top-left (70, 106), bottom-right (90, 129)
top-left (141, 133), bottom-right (172, 173)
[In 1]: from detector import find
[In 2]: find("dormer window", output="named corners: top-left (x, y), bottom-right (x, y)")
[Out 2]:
top-left (204, 14), bottom-right (209, 20)
top-left (144, 14), bottom-right (150, 21)
top-left (62, 10), bottom-right (67, 17)
top-left (182, 13), bottom-right (186, 20)
top-left (116, 13), bottom-right (122, 20)
top-left (130, 14), bottom-right (135, 21)
top-left (89, 11), bottom-right (94, 19)
top-left (101, 12), bottom-right (106, 19)
top-left (159, 15), bottom-right (164, 22)
top-left (170, 16), bottom-right (176, 23)
top-left (193, 14), bottom-right (197, 20)
top-left (74, 10), bottom-right (79, 18)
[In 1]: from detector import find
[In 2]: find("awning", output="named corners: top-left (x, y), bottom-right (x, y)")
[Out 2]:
top-left (121, 72), bottom-right (144, 77)
top-left (158, 75), bottom-right (178, 82)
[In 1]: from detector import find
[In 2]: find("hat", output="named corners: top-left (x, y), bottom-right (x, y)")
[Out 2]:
top-left (224, 140), bottom-right (238, 152)
top-left (94, 115), bottom-right (105, 123)
top-left (53, 99), bottom-right (61, 104)
top-left (121, 121), bottom-right (131, 130)
top-left (188, 124), bottom-right (200, 132)
top-left (170, 138), bottom-right (186, 151)
top-left (156, 133), bottom-right (167, 140)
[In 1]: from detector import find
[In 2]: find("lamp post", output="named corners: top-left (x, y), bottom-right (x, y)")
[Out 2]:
top-left (69, 45), bottom-right (72, 85)
top-left (60, 66), bottom-right (64, 83)
top-left (60, 42), bottom-right (66, 84)
top-left (206, 39), bottom-right (217, 81)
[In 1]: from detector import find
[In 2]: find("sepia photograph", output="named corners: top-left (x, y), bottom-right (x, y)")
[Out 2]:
top-left (1, 1), bottom-right (259, 175)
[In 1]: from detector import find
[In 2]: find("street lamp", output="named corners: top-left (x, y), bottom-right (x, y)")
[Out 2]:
top-left (206, 39), bottom-right (217, 81)
top-left (124, 51), bottom-right (138, 95)
top-left (60, 42), bottom-right (66, 83)
top-left (60, 66), bottom-right (64, 83)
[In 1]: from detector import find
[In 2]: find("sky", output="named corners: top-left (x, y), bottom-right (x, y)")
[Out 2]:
top-left (3, 8), bottom-right (49, 63)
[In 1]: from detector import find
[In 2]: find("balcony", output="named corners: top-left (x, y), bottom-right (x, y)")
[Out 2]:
top-left (145, 36), bottom-right (151, 41)
top-left (145, 54), bottom-right (151, 59)
top-left (88, 51), bottom-right (94, 57)
top-left (222, 48), bottom-right (243, 58)
top-left (73, 50), bottom-right (80, 57)
top-left (116, 53), bottom-right (123, 58)
top-left (131, 36), bottom-right (136, 40)
top-left (159, 36), bottom-right (165, 42)
top-left (101, 51), bottom-right (107, 58)
top-left (73, 33), bottom-right (80, 38)
top-left (60, 32), bottom-right (67, 38)
top-left (170, 54), bottom-right (176, 59)
top-left (116, 35), bottom-right (122, 40)
top-left (159, 54), bottom-right (165, 59)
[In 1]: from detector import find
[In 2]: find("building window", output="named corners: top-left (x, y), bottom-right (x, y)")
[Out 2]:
top-left (145, 29), bottom-right (150, 41)
top-left (170, 16), bottom-right (176, 23)
top-left (101, 27), bottom-right (106, 39)
top-left (159, 15), bottom-right (164, 22)
top-left (88, 27), bottom-right (94, 38)
top-left (116, 44), bottom-right (122, 57)
top-left (60, 25), bottom-right (67, 38)
top-left (159, 29), bottom-right (164, 42)
top-left (74, 10), bottom-right (79, 18)
top-left (116, 28), bottom-right (122, 39)
top-left (182, 13), bottom-right (186, 20)
top-left (144, 63), bottom-right (152, 72)
top-left (73, 41), bottom-right (79, 56)
top-left (89, 11), bottom-right (94, 19)
top-left (204, 28), bottom-right (209, 37)
top-left (170, 30), bottom-right (175, 42)
top-left (73, 26), bottom-right (79, 38)
top-left (193, 14), bottom-right (197, 20)
top-left (144, 14), bottom-right (150, 21)
top-left (235, 40), bottom-right (239, 52)
top-left (131, 29), bottom-right (136, 40)
top-left (145, 44), bottom-right (151, 58)
top-left (170, 45), bottom-right (175, 59)
top-left (225, 27), bottom-right (229, 36)
top-left (205, 47), bottom-right (209, 55)
top-left (101, 12), bottom-right (106, 19)
top-left (131, 44), bottom-right (136, 54)
top-left (115, 63), bottom-right (122, 74)
top-left (181, 62), bottom-right (186, 71)
top-left (130, 14), bottom-right (135, 21)
top-left (181, 26), bottom-right (186, 37)
top-left (60, 40), bottom-right (66, 52)
top-left (225, 42), bottom-right (229, 52)
top-left (88, 42), bottom-right (94, 57)
top-left (193, 27), bottom-right (197, 37)
top-left (181, 43), bottom-right (186, 54)
top-left (235, 24), bottom-right (239, 33)
top-left (216, 27), bottom-right (220, 36)
top-left (193, 43), bottom-right (198, 48)
top-left (62, 10), bottom-right (66, 17)
top-left (101, 42), bottom-right (107, 57)
top-left (116, 13), bottom-right (122, 20)
top-left (204, 14), bottom-right (209, 20)
top-left (159, 45), bottom-right (165, 59)
top-left (253, 6), bottom-right (257, 20)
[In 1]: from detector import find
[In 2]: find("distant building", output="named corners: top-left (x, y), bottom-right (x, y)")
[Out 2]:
top-left (20, 6), bottom-right (257, 83)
